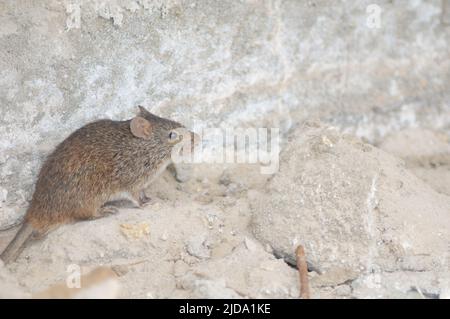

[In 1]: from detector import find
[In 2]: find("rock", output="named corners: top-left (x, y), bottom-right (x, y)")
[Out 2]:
top-left (186, 233), bottom-right (211, 260)
top-left (250, 123), bottom-right (450, 293)
top-left (218, 173), bottom-right (232, 187)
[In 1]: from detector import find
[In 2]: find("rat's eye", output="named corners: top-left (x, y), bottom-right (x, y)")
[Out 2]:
top-left (168, 130), bottom-right (180, 143)
top-left (169, 131), bottom-right (177, 140)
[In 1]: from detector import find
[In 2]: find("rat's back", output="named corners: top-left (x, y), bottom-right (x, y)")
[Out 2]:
top-left (27, 119), bottom-right (134, 227)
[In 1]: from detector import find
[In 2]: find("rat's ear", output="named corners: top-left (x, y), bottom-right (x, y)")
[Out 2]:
top-left (138, 105), bottom-right (153, 117)
top-left (130, 116), bottom-right (152, 139)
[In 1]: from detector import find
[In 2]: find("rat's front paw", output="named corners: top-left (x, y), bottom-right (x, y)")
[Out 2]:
top-left (138, 190), bottom-right (151, 207)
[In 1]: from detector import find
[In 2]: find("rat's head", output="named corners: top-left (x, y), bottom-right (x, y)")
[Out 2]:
top-left (129, 106), bottom-right (199, 163)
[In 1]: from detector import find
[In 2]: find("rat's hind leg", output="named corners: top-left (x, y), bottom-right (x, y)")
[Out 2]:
top-left (106, 191), bottom-right (141, 208)
top-left (93, 205), bottom-right (119, 218)
top-left (105, 190), bottom-right (151, 209)
top-left (74, 204), bottom-right (119, 221)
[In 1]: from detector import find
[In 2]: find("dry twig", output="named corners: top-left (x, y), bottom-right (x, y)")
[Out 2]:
top-left (296, 245), bottom-right (310, 299)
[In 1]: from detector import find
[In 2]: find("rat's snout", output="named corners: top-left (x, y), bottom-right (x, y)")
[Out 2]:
top-left (173, 128), bottom-right (201, 158)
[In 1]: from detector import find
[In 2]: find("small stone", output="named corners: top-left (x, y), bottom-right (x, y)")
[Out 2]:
top-left (244, 237), bottom-right (258, 251)
top-left (219, 172), bottom-right (232, 186)
top-left (160, 232), bottom-right (168, 241)
top-left (186, 234), bottom-right (210, 259)
top-left (0, 188), bottom-right (8, 202)
top-left (120, 222), bottom-right (150, 240)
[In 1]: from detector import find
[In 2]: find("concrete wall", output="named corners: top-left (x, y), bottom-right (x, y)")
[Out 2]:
top-left (1, 0), bottom-right (449, 225)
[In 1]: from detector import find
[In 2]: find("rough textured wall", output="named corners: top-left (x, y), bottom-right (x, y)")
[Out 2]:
top-left (1, 0), bottom-right (449, 224)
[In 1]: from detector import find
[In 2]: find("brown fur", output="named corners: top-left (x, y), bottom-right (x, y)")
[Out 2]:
top-left (1, 106), bottom-right (192, 263)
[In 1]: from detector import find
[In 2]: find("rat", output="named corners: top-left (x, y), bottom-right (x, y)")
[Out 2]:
top-left (1, 106), bottom-right (198, 264)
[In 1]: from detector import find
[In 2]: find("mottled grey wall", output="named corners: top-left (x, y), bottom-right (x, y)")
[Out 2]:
top-left (1, 0), bottom-right (449, 225)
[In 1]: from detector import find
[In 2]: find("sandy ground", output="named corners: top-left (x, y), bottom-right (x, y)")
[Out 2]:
top-left (0, 125), bottom-right (449, 299)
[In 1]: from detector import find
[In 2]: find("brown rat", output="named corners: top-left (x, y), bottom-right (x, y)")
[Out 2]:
top-left (1, 106), bottom-right (198, 263)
